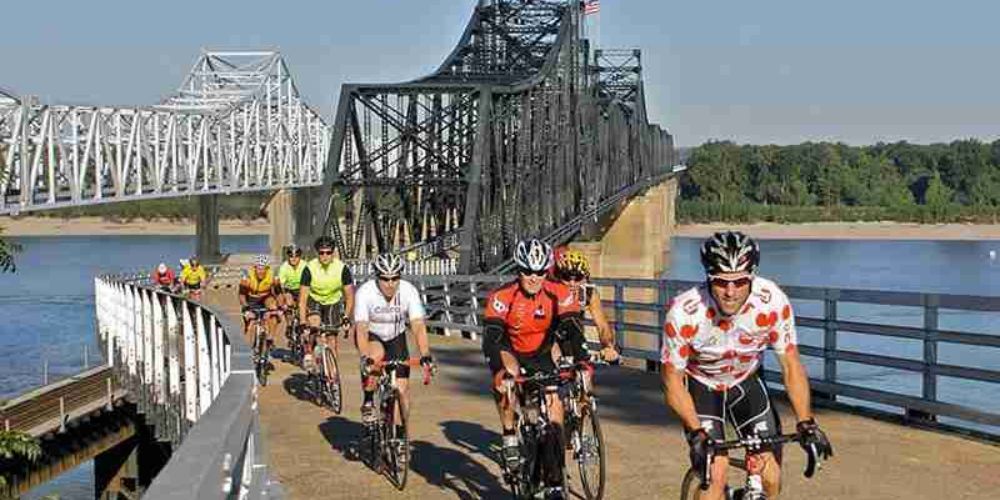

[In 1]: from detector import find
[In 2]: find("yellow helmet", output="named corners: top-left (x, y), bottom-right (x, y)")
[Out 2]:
top-left (555, 249), bottom-right (590, 279)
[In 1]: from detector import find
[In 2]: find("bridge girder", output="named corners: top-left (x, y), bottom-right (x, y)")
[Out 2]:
top-left (319, 0), bottom-right (677, 272)
top-left (0, 51), bottom-right (329, 215)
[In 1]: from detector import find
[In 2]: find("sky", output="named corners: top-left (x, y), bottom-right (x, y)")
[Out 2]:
top-left (2, 0), bottom-right (999, 147)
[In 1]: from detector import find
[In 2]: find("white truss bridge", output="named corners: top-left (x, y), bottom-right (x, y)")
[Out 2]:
top-left (0, 51), bottom-right (329, 215)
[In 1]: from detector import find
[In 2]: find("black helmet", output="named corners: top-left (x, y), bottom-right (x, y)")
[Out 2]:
top-left (313, 236), bottom-right (336, 251)
top-left (285, 244), bottom-right (303, 257)
top-left (700, 231), bottom-right (759, 275)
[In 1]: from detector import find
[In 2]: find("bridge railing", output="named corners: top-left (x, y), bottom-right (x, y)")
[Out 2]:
top-left (95, 274), bottom-right (276, 498)
top-left (406, 274), bottom-right (1000, 438)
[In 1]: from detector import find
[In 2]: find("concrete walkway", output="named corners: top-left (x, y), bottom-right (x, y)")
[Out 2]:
top-left (209, 293), bottom-right (1000, 499)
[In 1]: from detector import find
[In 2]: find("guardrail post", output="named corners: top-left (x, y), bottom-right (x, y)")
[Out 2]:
top-left (443, 281), bottom-right (454, 336)
top-left (613, 283), bottom-right (625, 352)
top-left (910, 294), bottom-right (939, 422)
top-left (819, 288), bottom-right (839, 402)
top-left (651, 279), bottom-right (669, 373)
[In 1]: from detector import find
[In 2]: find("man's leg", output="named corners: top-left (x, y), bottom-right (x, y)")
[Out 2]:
top-left (688, 379), bottom-right (730, 500)
top-left (264, 297), bottom-right (279, 343)
top-left (727, 375), bottom-right (783, 497)
top-left (362, 338), bottom-right (386, 423)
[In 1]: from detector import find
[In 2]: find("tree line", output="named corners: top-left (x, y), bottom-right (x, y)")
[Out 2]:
top-left (679, 140), bottom-right (1000, 223)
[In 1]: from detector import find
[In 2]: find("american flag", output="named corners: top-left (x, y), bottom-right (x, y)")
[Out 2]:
top-left (584, 0), bottom-right (600, 15)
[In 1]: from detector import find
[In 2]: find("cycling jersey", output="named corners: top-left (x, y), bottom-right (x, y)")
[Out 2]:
top-left (300, 258), bottom-right (353, 305)
top-left (152, 268), bottom-right (175, 286)
top-left (661, 276), bottom-right (797, 392)
top-left (180, 265), bottom-right (207, 287)
top-left (353, 279), bottom-right (425, 342)
top-left (240, 267), bottom-right (276, 300)
top-left (484, 280), bottom-right (580, 354)
top-left (278, 260), bottom-right (306, 290)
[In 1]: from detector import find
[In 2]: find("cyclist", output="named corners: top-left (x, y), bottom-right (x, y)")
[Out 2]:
top-left (278, 244), bottom-right (307, 331)
top-left (179, 256), bottom-right (208, 300)
top-left (298, 236), bottom-right (355, 371)
top-left (355, 253), bottom-right (435, 429)
top-left (239, 254), bottom-right (281, 342)
top-left (483, 238), bottom-right (583, 500)
top-left (660, 231), bottom-right (833, 500)
top-left (551, 249), bottom-right (620, 364)
top-left (152, 262), bottom-right (176, 293)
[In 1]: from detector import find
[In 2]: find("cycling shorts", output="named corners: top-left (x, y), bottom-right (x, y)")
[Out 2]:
top-left (688, 371), bottom-right (783, 455)
top-left (368, 333), bottom-right (410, 378)
top-left (487, 338), bottom-right (556, 378)
top-left (307, 297), bottom-right (344, 328)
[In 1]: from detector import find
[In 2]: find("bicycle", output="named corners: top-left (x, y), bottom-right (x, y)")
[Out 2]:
top-left (307, 321), bottom-right (349, 414)
top-left (560, 353), bottom-right (619, 500)
top-left (362, 358), bottom-right (432, 491)
top-left (245, 305), bottom-right (278, 386)
top-left (500, 364), bottom-right (579, 500)
top-left (679, 432), bottom-right (823, 500)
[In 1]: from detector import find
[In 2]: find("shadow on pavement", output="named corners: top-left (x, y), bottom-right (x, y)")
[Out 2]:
top-left (318, 415), bottom-right (368, 464)
top-left (410, 440), bottom-right (508, 499)
top-left (282, 372), bottom-right (316, 405)
top-left (440, 420), bottom-right (501, 464)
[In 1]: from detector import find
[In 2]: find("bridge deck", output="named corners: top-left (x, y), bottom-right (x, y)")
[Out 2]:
top-left (209, 296), bottom-right (999, 499)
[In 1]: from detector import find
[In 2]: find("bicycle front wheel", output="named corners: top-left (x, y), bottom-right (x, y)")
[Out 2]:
top-left (255, 328), bottom-right (269, 386)
top-left (384, 389), bottom-right (409, 490)
top-left (575, 404), bottom-right (606, 500)
top-left (321, 346), bottom-right (342, 414)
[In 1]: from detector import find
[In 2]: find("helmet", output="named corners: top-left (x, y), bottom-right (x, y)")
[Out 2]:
top-left (555, 249), bottom-right (590, 279)
top-left (514, 239), bottom-right (552, 273)
top-left (700, 231), bottom-right (759, 275)
top-left (314, 236), bottom-right (336, 251)
top-left (285, 244), bottom-right (303, 257)
top-left (157, 263), bottom-right (168, 273)
top-left (254, 254), bottom-right (270, 267)
top-left (373, 253), bottom-right (404, 278)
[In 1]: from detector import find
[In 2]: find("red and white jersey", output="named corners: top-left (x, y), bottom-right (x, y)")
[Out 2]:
top-left (661, 276), bottom-right (798, 391)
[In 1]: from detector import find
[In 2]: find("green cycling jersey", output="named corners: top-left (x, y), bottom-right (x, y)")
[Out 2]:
top-left (278, 260), bottom-right (307, 290)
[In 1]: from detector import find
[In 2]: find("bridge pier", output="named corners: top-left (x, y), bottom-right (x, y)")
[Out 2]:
top-left (196, 195), bottom-right (222, 262)
top-left (93, 418), bottom-right (170, 499)
top-left (268, 188), bottom-right (317, 257)
top-left (573, 178), bottom-right (679, 371)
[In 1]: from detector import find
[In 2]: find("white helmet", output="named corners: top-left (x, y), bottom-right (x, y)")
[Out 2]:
top-left (373, 253), bottom-right (404, 278)
top-left (255, 254), bottom-right (270, 267)
top-left (157, 263), bottom-right (167, 273)
top-left (514, 239), bottom-right (552, 273)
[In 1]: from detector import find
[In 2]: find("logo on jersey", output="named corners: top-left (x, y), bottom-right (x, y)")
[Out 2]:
top-left (559, 294), bottom-right (575, 308)
top-left (491, 297), bottom-right (508, 313)
top-left (755, 288), bottom-right (772, 304)
top-left (753, 420), bottom-right (769, 433)
top-left (683, 298), bottom-right (699, 315)
top-left (534, 306), bottom-right (546, 318)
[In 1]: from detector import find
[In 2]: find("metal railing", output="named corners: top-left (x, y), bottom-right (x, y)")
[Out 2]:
top-left (95, 274), bottom-right (277, 498)
top-left (406, 274), bottom-right (1000, 437)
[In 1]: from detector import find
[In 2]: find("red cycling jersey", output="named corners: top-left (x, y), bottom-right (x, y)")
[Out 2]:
top-left (484, 279), bottom-right (580, 354)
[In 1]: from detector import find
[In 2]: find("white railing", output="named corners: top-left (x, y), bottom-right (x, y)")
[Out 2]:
top-left (94, 275), bottom-right (276, 498)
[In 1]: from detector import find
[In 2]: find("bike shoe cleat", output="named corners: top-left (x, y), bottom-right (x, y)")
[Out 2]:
top-left (544, 486), bottom-right (566, 500)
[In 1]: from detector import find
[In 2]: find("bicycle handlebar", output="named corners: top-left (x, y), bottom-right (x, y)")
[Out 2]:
top-left (700, 431), bottom-right (820, 488)
top-left (371, 358), bottom-right (435, 385)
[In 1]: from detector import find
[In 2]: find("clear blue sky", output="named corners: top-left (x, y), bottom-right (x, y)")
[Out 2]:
top-left (3, 0), bottom-right (998, 147)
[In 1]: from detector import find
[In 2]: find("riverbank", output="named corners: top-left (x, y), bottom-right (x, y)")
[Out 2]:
top-left (1, 217), bottom-right (269, 236)
top-left (676, 222), bottom-right (1000, 240)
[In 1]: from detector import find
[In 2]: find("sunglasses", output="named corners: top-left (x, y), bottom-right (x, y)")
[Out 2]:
top-left (709, 276), bottom-right (753, 288)
top-left (317, 250), bottom-right (334, 255)
top-left (519, 269), bottom-right (547, 277)
top-left (379, 276), bottom-right (400, 282)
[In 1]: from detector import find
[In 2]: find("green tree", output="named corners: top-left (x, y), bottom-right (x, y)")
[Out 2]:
top-left (0, 430), bottom-right (42, 490)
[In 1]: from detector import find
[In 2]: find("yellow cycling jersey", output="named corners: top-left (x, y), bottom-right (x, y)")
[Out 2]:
top-left (242, 267), bottom-right (275, 298)
top-left (180, 265), bottom-right (207, 286)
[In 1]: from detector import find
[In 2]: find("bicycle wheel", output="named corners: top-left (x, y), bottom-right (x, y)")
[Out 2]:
top-left (679, 467), bottom-right (703, 500)
top-left (255, 327), bottom-right (269, 387)
top-left (321, 345), bottom-right (342, 414)
top-left (575, 404), bottom-right (606, 500)
top-left (383, 388), bottom-right (409, 490)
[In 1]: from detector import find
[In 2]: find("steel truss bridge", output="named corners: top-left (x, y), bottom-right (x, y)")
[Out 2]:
top-left (319, 0), bottom-right (678, 272)
top-left (0, 51), bottom-right (329, 215)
